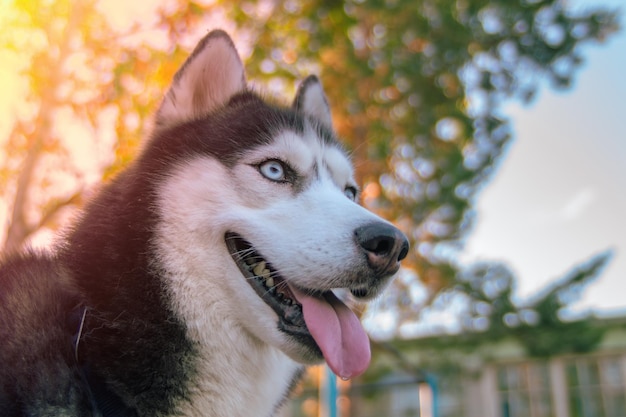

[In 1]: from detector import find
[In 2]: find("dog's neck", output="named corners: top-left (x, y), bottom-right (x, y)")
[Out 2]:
top-left (181, 333), bottom-right (303, 417)
top-left (77, 286), bottom-right (303, 417)
top-left (169, 283), bottom-right (304, 417)
top-left (154, 244), bottom-right (304, 417)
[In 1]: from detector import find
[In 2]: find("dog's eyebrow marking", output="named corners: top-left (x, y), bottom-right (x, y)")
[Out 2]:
top-left (282, 132), bottom-right (317, 175)
top-left (323, 146), bottom-right (354, 188)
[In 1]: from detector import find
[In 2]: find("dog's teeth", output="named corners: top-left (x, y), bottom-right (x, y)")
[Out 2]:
top-left (266, 276), bottom-right (274, 287)
top-left (253, 261), bottom-right (266, 277)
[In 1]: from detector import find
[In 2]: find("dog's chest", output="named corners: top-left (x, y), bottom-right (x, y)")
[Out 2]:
top-left (177, 345), bottom-right (303, 417)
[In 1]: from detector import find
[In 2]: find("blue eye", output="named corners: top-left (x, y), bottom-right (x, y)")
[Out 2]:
top-left (259, 160), bottom-right (286, 181)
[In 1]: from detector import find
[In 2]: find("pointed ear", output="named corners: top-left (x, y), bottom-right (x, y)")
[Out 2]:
top-left (156, 30), bottom-right (246, 128)
top-left (293, 75), bottom-right (333, 130)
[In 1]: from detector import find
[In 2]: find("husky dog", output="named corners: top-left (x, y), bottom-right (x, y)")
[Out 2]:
top-left (0, 30), bottom-right (408, 417)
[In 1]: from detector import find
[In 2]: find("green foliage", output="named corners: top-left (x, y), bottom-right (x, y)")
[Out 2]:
top-left (515, 252), bottom-right (612, 356)
top-left (451, 250), bottom-right (612, 356)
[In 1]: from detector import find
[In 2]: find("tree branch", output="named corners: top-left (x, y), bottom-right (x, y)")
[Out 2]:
top-left (2, 1), bottom-right (87, 254)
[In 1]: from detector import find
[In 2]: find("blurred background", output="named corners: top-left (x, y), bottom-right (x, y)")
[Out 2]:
top-left (0, 0), bottom-right (623, 416)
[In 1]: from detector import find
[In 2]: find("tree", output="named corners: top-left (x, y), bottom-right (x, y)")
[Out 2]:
top-left (0, 0), bottom-right (209, 252)
top-left (397, 250), bottom-right (613, 357)
top-left (0, 0), bottom-right (619, 335)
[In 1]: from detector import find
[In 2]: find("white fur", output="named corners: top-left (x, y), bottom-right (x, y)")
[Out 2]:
top-left (153, 124), bottom-right (393, 416)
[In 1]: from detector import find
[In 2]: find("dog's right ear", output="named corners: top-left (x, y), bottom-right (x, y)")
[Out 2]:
top-left (156, 30), bottom-right (246, 128)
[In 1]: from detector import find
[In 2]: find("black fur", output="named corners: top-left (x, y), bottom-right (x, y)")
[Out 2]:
top-left (0, 252), bottom-right (92, 416)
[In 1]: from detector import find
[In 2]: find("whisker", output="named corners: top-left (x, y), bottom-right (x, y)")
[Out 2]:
top-left (230, 248), bottom-right (256, 259)
top-left (227, 234), bottom-right (339, 302)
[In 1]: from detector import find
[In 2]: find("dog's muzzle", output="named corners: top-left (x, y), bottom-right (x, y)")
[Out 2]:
top-left (224, 221), bottom-right (409, 379)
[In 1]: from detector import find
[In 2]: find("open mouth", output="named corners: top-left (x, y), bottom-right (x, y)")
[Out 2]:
top-left (224, 232), bottom-right (320, 347)
top-left (224, 231), bottom-right (372, 379)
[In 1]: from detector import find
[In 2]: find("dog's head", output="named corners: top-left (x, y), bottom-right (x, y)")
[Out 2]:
top-left (151, 30), bottom-right (408, 379)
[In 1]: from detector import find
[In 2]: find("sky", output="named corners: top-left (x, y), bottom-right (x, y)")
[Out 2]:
top-left (462, 0), bottom-right (626, 316)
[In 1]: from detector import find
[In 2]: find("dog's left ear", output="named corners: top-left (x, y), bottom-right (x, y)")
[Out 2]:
top-left (293, 75), bottom-right (333, 130)
top-left (156, 30), bottom-right (246, 128)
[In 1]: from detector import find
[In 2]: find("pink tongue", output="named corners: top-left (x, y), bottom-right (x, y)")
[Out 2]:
top-left (290, 286), bottom-right (371, 379)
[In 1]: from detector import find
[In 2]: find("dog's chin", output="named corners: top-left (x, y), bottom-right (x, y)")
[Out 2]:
top-left (224, 231), bottom-right (325, 361)
top-left (281, 339), bottom-right (326, 366)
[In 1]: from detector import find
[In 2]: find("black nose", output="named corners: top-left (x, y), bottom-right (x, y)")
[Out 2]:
top-left (354, 222), bottom-right (409, 276)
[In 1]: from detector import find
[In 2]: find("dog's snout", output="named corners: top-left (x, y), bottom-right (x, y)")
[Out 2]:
top-left (355, 223), bottom-right (409, 276)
